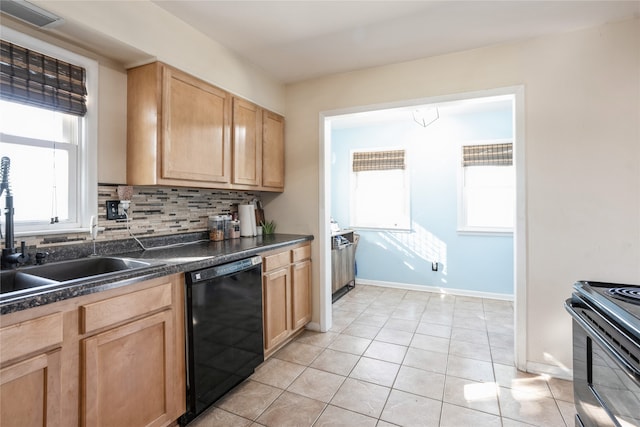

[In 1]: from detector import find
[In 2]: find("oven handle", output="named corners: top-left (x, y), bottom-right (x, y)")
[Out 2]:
top-left (565, 300), bottom-right (640, 381)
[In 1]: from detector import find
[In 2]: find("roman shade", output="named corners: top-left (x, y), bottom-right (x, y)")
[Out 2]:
top-left (352, 149), bottom-right (405, 172)
top-left (462, 143), bottom-right (512, 167)
top-left (0, 39), bottom-right (87, 116)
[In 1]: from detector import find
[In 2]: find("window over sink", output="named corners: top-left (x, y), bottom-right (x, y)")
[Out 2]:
top-left (0, 27), bottom-right (97, 235)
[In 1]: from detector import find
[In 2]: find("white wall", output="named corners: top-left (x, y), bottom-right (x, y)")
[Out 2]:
top-left (268, 18), bottom-right (640, 373)
top-left (34, 0), bottom-right (285, 114)
top-left (27, 0), bottom-right (287, 183)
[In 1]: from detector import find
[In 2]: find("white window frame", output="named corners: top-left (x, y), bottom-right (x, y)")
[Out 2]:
top-left (1, 26), bottom-right (97, 235)
top-left (457, 138), bottom-right (514, 235)
top-left (349, 147), bottom-right (411, 231)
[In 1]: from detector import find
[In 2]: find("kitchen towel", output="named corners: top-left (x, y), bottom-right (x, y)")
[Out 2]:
top-left (239, 204), bottom-right (257, 237)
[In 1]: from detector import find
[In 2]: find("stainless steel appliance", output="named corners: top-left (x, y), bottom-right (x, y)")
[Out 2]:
top-left (565, 281), bottom-right (640, 427)
top-left (331, 230), bottom-right (358, 302)
top-left (181, 256), bottom-right (264, 425)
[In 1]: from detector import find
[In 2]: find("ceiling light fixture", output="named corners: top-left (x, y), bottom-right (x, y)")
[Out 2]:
top-left (412, 106), bottom-right (439, 128)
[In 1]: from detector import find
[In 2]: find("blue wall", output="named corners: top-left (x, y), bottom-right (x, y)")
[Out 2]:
top-left (331, 107), bottom-right (514, 296)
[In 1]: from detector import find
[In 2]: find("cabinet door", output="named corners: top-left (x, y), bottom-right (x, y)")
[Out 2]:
top-left (81, 310), bottom-right (176, 427)
top-left (291, 259), bottom-right (312, 331)
top-left (262, 110), bottom-right (284, 190)
top-left (232, 98), bottom-right (262, 186)
top-left (263, 267), bottom-right (290, 351)
top-left (162, 67), bottom-right (231, 183)
top-left (0, 350), bottom-right (61, 427)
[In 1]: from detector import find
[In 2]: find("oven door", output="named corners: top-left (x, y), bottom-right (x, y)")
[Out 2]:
top-left (566, 298), bottom-right (640, 427)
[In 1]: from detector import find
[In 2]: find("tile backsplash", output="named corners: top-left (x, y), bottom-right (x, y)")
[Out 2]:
top-left (11, 185), bottom-right (261, 249)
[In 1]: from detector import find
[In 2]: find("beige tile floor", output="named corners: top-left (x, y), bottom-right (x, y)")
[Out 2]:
top-left (190, 285), bottom-right (576, 427)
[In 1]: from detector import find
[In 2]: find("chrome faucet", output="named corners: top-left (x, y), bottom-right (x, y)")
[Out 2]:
top-left (1, 157), bottom-right (29, 269)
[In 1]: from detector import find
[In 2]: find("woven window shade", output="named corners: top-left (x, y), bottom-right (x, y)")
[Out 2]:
top-left (353, 150), bottom-right (405, 172)
top-left (0, 39), bottom-right (87, 116)
top-left (462, 143), bottom-right (512, 167)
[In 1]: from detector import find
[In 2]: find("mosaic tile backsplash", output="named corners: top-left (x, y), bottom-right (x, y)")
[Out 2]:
top-left (8, 185), bottom-right (261, 251)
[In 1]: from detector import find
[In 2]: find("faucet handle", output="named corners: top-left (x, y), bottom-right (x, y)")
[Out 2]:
top-left (35, 251), bottom-right (48, 265)
top-left (14, 241), bottom-right (30, 265)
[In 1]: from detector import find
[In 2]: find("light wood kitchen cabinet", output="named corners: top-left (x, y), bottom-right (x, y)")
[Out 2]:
top-left (0, 312), bottom-right (64, 427)
top-left (232, 99), bottom-right (285, 191)
top-left (262, 266), bottom-right (290, 352)
top-left (0, 274), bottom-right (185, 427)
top-left (127, 61), bottom-right (284, 192)
top-left (262, 110), bottom-right (285, 190)
top-left (127, 62), bottom-right (232, 188)
top-left (79, 278), bottom-right (182, 427)
top-left (232, 97), bottom-right (262, 186)
top-left (291, 245), bottom-right (312, 330)
top-left (82, 311), bottom-right (175, 427)
top-left (261, 242), bottom-right (311, 356)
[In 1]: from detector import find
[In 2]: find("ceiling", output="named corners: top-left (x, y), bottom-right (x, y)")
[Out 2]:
top-left (329, 94), bottom-right (514, 129)
top-left (152, 0), bottom-right (639, 84)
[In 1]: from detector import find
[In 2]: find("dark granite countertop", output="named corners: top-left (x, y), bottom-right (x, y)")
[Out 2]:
top-left (1, 233), bottom-right (313, 315)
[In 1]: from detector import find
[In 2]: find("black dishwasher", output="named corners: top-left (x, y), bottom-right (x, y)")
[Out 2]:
top-left (181, 255), bottom-right (264, 425)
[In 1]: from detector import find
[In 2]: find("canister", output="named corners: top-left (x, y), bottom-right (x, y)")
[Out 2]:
top-left (223, 214), bottom-right (232, 239)
top-left (229, 220), bottom-right (240, 239)
top-left (208, 215), bottom-right (225, 241)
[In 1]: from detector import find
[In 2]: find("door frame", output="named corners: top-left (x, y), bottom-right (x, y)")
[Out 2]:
top-left (318, 85), bottom-right (527, 371)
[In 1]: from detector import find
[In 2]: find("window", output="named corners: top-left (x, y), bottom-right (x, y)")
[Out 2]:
top-left (350, 148), bottom-right (410, 230)
top-left (0, 28), bottom-right (97, 234)
top-left (459, 141), bottom-right (514, 232)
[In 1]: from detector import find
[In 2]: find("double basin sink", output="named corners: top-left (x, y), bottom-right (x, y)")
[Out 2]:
top-left (1, 257), bottom-right (156, 296)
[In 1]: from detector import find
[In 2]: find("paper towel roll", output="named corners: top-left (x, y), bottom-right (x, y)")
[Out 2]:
top-left (239, 204), bottom-right (256, 237)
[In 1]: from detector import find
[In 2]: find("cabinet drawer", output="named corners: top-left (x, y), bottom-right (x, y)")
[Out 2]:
top-left (292, 245), bottom-right (311, 262)
top-left (0, 312), bottom-right (63, 363)
top-left (263, 251), bottom-right (291, 272)
top-left (80, 282), bottom-right (173, 334)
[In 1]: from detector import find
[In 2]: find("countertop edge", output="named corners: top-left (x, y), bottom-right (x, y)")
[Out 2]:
top-left (1, 234), bottom-right (313, 315)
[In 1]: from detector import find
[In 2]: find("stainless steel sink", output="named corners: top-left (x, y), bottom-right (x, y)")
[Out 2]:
top-left (22, 257), bottom-right (152, 282)
top-left (0, 270), bottom-right (60, 295)
top-left (0, 257), bottom-right (154, 295)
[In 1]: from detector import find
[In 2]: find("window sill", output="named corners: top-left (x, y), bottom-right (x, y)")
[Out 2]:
top-left (352, 226), bottom-right (413, 233)
top-left (457, 228), bottom-right (513, 236)
top-left (15, 227), bottom-right (90, 237)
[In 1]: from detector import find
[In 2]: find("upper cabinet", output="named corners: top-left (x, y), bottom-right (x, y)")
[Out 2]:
top-left (262, 110), bottom-right (285, 190)
top-left (232, 98), bottom-right (262, 187)
top-left (127, 62), bottom-right (284, 192)
top-left (231, 98), bottom-right (285, 191)
top-left (162, 67), bottom-right (231, 184)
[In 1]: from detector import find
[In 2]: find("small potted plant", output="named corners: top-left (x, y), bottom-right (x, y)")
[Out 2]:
top-left (260, 220), bottom-right (276, 235)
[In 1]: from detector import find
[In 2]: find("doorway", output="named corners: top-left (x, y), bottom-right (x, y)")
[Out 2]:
top-left (318, 86), bottom-right (527, 371)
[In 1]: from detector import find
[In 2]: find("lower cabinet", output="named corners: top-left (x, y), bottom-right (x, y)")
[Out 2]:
top-left (0, 274), bottom-right (185, 427)
top-left (262, 242), bottom-right (312, 356)
top-left (263, 266), bottom-right (290, 351)
top-left (0, 349), bottom-right (62, 427)
top-left (0, 311), bottom-right (64, 427)
top-left (291, 256), bottom-right (312, 330)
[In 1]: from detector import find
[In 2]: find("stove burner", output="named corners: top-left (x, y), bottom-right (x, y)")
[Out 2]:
top-left (607, 287), bottom-right (640, 305)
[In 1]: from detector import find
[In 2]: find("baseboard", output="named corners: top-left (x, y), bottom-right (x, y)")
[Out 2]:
top-left (526, 361), bottom-right (573, 381)
top-left (305, 321), bottom-right (322, 332)
top-left (353, 280), bottom-right (575, 380)
top-left (355, 278), bottom-right (514, 301)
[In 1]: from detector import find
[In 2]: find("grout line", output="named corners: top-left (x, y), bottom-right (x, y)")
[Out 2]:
top-left (203, 287), bottom-right (572, 427)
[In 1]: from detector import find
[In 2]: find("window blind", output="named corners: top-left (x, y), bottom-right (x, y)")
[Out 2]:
top-left (353, 149), bottom-right (405, 172)
top-left (462, 143), bottom-right (512, 167)
top-left (0, 39), bottom-right (87, 116)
